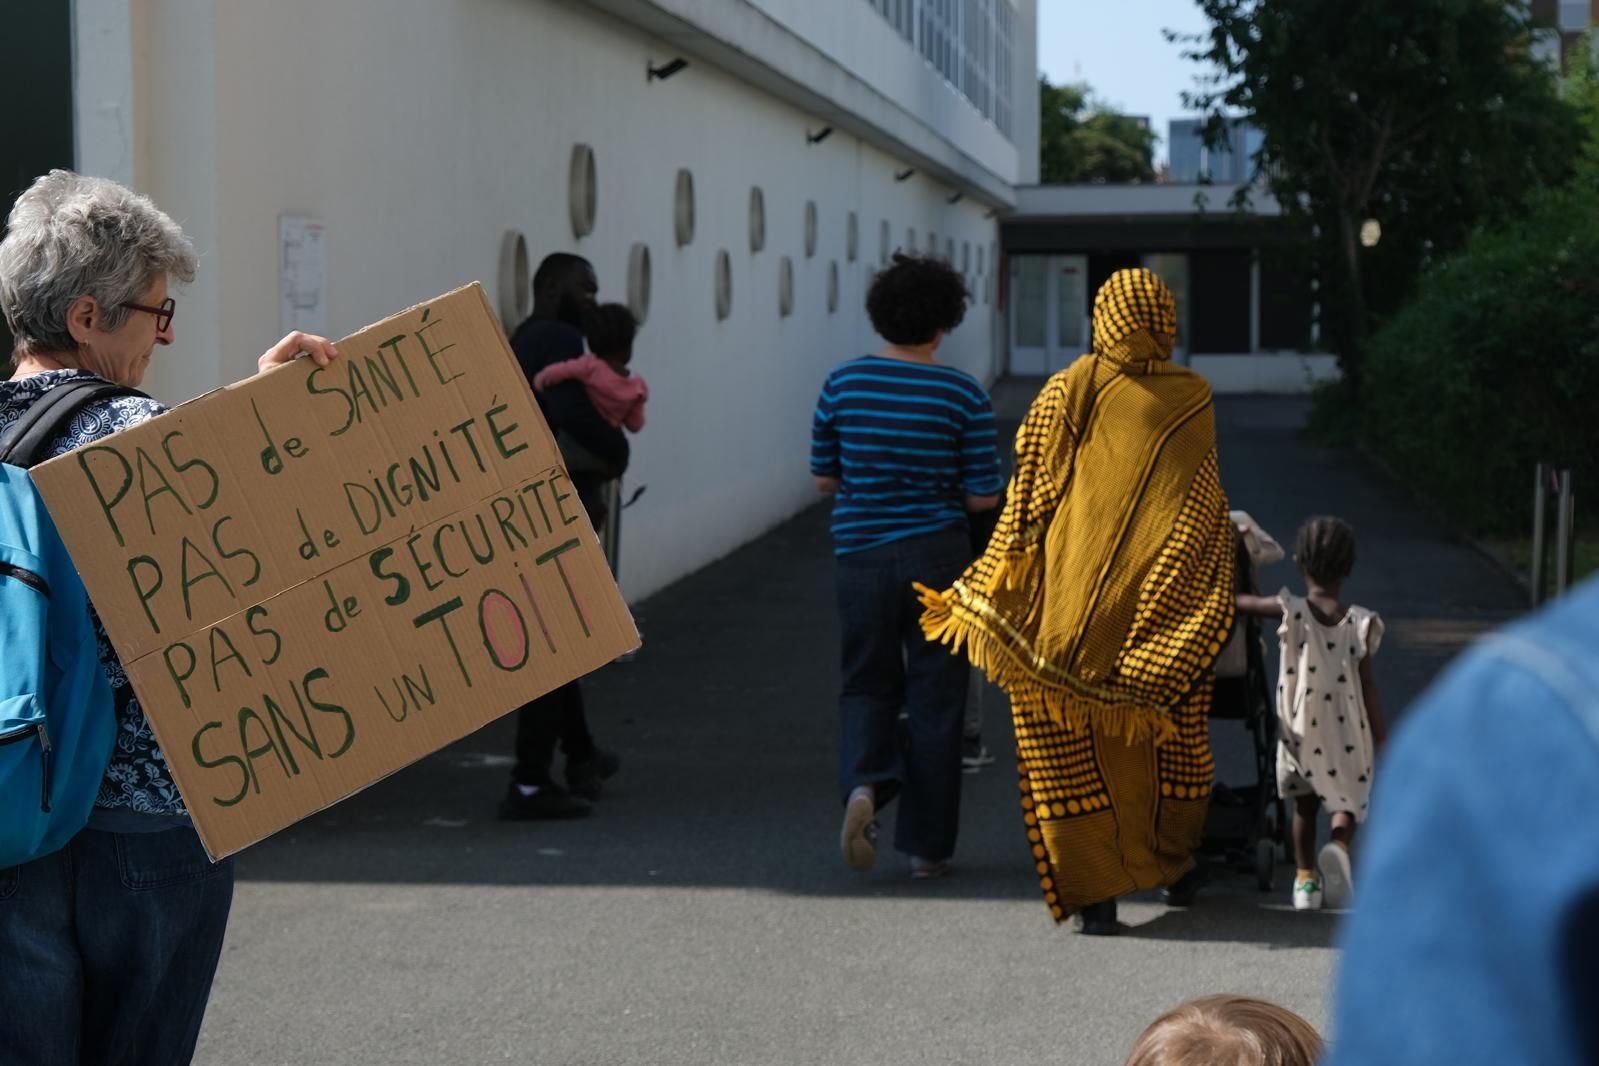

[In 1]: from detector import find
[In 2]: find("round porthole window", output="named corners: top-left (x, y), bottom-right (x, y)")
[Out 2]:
top-left (804, 201), bottom-right (818, 259)
top-left (879, 220), bottom-right (891, 265)
top-left (497, 230), bottom-right (529, 332)
top-left (749, 187), bottom-right (766, 253)
top-left (628, 242), bottom-right (652, 324)
top-left (827, 260), bottom-right (840, 314)
top-left (846, 212), bottom-right (859, 263)
top-left (674, 169), bottom-right (695, 247)
top-left (778, 256), bottom-right (795, 317)
top-left (715, 249), bottom-right (733, 320)
top-left (569, 143), bottom-right (597, 239)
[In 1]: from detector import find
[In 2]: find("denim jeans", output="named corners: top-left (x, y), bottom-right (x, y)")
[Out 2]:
top-left (0, 826), bottom-right (235, 1066)
top-left (835, 526), bottom-right (971, 862)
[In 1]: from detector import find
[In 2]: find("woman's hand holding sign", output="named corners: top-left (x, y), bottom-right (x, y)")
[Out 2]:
top-left (258, 331), bottom-right (341, 372)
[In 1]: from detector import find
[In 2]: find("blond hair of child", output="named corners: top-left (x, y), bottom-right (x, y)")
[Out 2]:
top-left (1124, 995), bottom-right (1323, 1066)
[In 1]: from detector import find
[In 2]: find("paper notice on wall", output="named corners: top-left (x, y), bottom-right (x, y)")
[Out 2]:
top-left (279, 215), bottom-right (327, 336)
top-left (31, 283), bottom-right (639, 859)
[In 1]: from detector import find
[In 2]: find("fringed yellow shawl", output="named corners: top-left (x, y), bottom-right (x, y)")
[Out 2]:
top-left (918, 268), bottom-right (1235, 918)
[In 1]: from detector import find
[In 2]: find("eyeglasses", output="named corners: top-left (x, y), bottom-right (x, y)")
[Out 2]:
top-left (120, 297), bottom-right (176, 332)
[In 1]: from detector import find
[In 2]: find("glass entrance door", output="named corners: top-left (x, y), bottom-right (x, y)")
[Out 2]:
top-left (1009, 255), bottom-right (1089, 375)
top-left (1051, 256), bottom-right (1088, 372)
top-left (1142, 253), bottom-right (1191, 366)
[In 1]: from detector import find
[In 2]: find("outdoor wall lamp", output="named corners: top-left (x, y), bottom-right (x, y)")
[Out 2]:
top-left (895, 169), bottom-right (916, 182)
top-left (807, 126), bottom-right (834, 145)
top-left (947, 191), bottom-right (964, 204)
top-left (648, 58), bottom-right (690, 81)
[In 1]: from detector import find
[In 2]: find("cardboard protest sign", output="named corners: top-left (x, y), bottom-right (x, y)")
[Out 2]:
top-left (31, 283), bottom-right (638, 858)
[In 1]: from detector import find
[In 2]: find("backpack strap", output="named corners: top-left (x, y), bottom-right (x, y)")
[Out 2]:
top-left (0, 378), bottom-right (147, 469)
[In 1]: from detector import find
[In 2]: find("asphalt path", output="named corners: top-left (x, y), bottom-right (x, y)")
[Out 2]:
top-left (194, 390), bottom-right (1523, 1065)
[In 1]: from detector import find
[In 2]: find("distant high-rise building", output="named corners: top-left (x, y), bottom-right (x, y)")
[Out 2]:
top-left (1167, 117), bottom-right (1261, 184)
top-left (1529, 0), bottom-right (1597, 70)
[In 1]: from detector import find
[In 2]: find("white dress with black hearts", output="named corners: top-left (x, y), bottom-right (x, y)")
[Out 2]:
top-left (1273, 591), bottom-right (1384, 821)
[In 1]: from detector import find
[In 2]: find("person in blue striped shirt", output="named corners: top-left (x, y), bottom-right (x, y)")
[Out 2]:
top-left (812, 252), bottom-right (1002, 880)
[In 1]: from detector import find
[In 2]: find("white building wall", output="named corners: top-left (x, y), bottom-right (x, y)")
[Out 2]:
top-left (745, 0), bottom-right (1019, 181)
top-left (97, 0), bottom-right (1014, 602)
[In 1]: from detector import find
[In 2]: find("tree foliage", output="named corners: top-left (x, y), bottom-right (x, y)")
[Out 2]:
top-left (1178, 0), bottom-right (1577, 393)
top-left (1357, 44), bottom-right (1599, 534)
top-left (1039, 78), bottom-right (1157, 184)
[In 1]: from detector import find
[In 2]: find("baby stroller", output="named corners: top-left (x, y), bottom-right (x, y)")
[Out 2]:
top-left (1200, 512), bottom-right (1288, 891)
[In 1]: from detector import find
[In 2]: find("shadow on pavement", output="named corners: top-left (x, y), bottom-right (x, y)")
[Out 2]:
top-left (231, 390), bottom-right (1521, 953)
top-left (1117, 891), bottom-right (1343, 949)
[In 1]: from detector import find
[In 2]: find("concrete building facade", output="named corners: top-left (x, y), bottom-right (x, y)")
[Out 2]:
top-left (30, 0), bottom-right (1040, 602)
top-left (1001, 183), bottom-right (1335, 395)
top-left (1167, 118), bottom-right (1264, 185)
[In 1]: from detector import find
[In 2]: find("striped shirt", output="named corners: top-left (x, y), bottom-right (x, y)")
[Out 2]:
top-left (811, 355), bottom-right (1003, 556)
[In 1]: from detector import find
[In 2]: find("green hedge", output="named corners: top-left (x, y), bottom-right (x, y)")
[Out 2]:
top-left (1357, 189), bottom-right (1599, 534)
top-left (1356, 51), bottom-right (1599, 535)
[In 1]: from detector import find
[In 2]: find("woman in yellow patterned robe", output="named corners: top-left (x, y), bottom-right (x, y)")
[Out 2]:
top-left (919, 268), bottom-right (1235, 933)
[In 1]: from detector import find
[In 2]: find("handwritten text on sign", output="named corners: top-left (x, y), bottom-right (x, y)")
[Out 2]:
top-left (33, 284), bottom-right (638, 858)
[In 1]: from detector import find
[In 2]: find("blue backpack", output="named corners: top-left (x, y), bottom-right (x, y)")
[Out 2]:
top-left (0, 379), bottom-right (134, 868)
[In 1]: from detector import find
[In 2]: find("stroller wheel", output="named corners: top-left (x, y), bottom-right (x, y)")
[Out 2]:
top-left (1255, 838), bottom-right (1276, 893)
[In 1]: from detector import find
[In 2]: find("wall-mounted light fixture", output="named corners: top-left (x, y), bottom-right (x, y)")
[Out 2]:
top-left (647, 57), bottom-right (689, 81)
top-left (807, 126), bottom-right (834, 145)
top-left (894, 169), bottom-right (915, 182)
top-left (947, 191), bottom-right (964, 205)
top-left (983, 208), bottom-right (999, 219)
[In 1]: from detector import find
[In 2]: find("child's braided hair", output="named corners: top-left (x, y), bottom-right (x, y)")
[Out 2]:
top-left (1295, 516), bottom-right (1356, 586)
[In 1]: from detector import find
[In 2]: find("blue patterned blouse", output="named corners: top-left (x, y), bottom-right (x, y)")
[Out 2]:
top-left (0, 369), bottom-right (187, 820)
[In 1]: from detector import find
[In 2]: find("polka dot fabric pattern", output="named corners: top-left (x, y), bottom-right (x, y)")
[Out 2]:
top-left (1092, 267), bottom-right (1177, 364)
top-left (1016, 678), bottom-right (1215, 919)
top-left (918, 268), bottom-right (1234, 918)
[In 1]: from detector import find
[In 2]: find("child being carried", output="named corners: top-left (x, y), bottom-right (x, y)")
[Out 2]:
top-left (533, 302), bottom-right (648, 432)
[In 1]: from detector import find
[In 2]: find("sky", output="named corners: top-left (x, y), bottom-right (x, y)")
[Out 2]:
top-left (1037, 0), bottom-right (1217, 165)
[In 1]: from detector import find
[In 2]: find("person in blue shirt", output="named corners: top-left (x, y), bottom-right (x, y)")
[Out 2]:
top-left (811, 252), bottom-right (1002, 880)
top-left (1323, 578), bottom-right (1599, 1065)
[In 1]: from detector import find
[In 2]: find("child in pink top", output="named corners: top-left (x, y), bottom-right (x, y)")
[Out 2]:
top-left (532, 302), bottom-right (647, 432)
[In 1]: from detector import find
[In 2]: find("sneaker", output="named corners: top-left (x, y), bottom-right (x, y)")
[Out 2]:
top-left (910, 857), bottom-right (951, 880)
top-left (1074, 899), bottom-right (1120, 936)
top-left (961, 737), bottom-right (996, 771)
top-left (1319, 841), bottom-right (1354, 909)
top-left (1293, 876), bottom-right (1324, 911)
top-left (840, 786), bottom-right (879, 871)
top-left (566, 749), bottom-right (621, 800)
top-left (497, 782), bottom-right (592, 821)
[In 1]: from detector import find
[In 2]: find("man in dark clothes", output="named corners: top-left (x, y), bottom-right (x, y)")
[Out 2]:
top-left (499, 253), bottom-right (624, 820)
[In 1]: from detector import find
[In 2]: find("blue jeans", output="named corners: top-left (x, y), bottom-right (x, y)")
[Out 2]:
top-left (835, 527), bottom-right (971, 862)
top-left (0, 826), bottom-right (235, 1065)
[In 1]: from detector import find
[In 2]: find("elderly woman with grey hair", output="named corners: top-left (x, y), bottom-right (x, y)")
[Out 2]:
top-left (0, 170), bottom-right (340, 1065)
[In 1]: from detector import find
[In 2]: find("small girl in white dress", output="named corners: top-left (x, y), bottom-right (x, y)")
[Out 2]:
top-left (1238, 516), bottom-right (1387, 912)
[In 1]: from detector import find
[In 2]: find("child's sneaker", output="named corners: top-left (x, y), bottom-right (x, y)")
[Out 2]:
top-left (1292, 876), bottom-right (1324, 911)
top-left (1319, 841), bottom-right (1354, 909)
